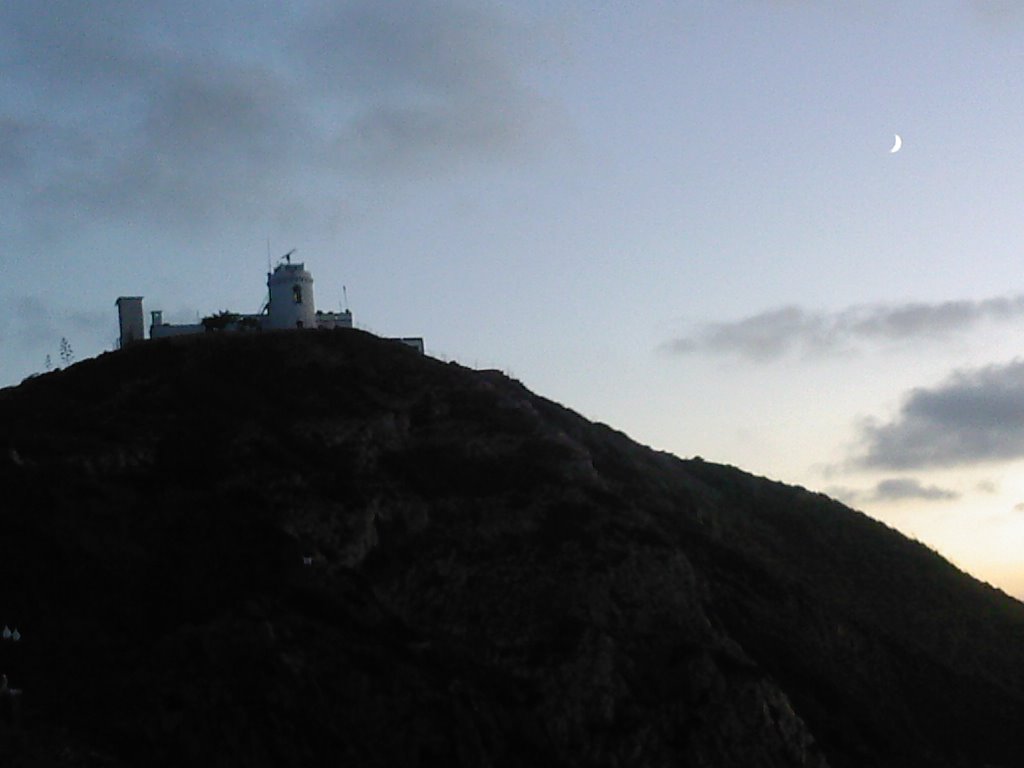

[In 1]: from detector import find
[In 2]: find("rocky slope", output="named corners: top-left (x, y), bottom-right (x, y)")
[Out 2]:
top-left (0, 329), bottom-right (1022, 767)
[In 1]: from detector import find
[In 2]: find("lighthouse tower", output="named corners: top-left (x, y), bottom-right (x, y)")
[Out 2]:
top-left (267, 259), bottom-right (316, 329)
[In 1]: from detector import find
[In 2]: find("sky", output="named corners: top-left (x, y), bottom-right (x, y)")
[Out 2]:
top-left (3, 1), bottom-right (1024, 598)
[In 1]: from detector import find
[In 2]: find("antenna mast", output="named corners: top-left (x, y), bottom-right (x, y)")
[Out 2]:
top-left (263, 238), bottom-right (272, 314)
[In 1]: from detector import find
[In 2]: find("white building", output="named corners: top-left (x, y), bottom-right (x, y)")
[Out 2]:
top-left (115, 297), bottom-right (145, 347)
top-left (267, 260), bottom-right (317, 330)
top-left (149, 310), bottom-right (204, 340)
top-left (315, 310), bottom-right (355, 331)
top-left (119, 255), bottom-right (421, 353)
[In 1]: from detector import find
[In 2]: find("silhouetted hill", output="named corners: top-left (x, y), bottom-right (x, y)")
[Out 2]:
top-left (1, 330), bottom-right (1022, 767)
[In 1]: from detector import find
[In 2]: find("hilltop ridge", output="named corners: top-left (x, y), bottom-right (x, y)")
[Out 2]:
top-left (1, 330), bottom-right (1023, 767)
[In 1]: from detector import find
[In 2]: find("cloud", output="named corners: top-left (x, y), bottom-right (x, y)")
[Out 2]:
top-left (826, 477), bottom-right (960, 506)
top-left (665, 297), bottom-right (1024, 361)
top-left (856, 360), bottom-right (1024, 469)
top-left (0, 297), bottom-right (109, 352)
top-left (295, 2), bottom-right (542, 170)
top-left (971, 1), bottom-right (1024, 26)
top-left (0, 0), bottom-right (553, 236)
top-left (975, 479), bottom-right (999, 494)
top-left (0, 118), bottom-right (34, 178)
top-left (665, 306), bottom-right (831, 361)
top-left (871, 478), bottom-right (960, 501)
top-left (2, 297), bottom-right (56, 350)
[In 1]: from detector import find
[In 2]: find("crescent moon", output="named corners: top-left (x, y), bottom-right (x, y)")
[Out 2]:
top-left (890, 134), bottom-right (902, 153)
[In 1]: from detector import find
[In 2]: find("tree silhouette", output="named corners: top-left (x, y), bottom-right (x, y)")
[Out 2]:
top-left (59, 338), bottom-right (74, 367)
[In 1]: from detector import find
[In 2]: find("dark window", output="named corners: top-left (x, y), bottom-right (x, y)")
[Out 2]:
top-left (293, 285), bottom-right (303, 304)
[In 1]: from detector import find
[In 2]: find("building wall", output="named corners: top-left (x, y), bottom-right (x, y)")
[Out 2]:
top-left (268, 263), bottom-right (316, 329)
top-left (150, 323), bottom-right (205, 339)
top-left (116, 297), bottom-right (145, 347)
top-left (316, 310), bottom-right (353, 330)
top-left (397, 337), bottom-right (425, 354)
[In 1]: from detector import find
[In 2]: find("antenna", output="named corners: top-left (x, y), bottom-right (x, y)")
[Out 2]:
top-left (265, 239), bottom-right (272, 314)
top-left (343, 285), bottom-right (348, 311)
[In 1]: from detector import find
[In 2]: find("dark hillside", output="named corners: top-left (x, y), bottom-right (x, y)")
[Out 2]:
top-left (0, 329), bottom-right (1022, 766)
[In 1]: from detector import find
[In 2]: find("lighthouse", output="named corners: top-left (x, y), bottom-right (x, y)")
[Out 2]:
top-left (118, 253), bottom-right (422, 351)
top-left (267, 259), bottom-right (316, 330)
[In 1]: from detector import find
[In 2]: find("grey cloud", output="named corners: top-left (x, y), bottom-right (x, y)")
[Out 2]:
top-left (143, 67), bottom-right (294, 163)
top-left (826, 477), bottom-right (960, 506)
top-left (1, 0), bottom-right (551, 234)
top-left (0, 1), bottom-right (154, 88)
top-left (846, 297), bottom-right (1024, 338)
top-left (0, 118), bottom-right (34, 178)
top-left (871, 478), bottom-right (959, 502)
top-left (296, 1), bottom-right (545, 170)
top-left (25, 62), bottom-right (312, 232)
top-left (343, 100), bottom-right (531, 173)
top-left (971, 1), bottom-right (1024, 25)
top-left (975, 479), bottom-right (999, 494)
top-left (666, 297), bottom-right (1024, 361)
top-left (858, 360), bottom-right (1024, 469)
top-left (10, 297), bottom-right (58, 349)
top-left (665, 306), bottom-right (832, 361)
top-left (297, 2), bottom-right (521, 96)
top-left (0, 297), bottom-right (109, 352)
top-left (67, 309), bottom-right (110, 334)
